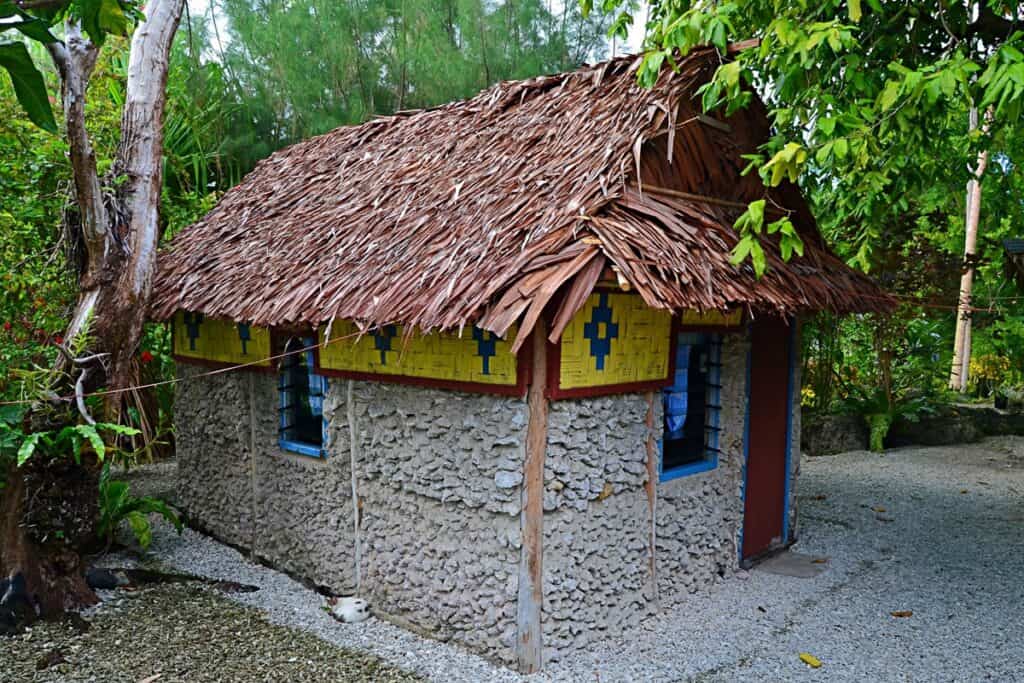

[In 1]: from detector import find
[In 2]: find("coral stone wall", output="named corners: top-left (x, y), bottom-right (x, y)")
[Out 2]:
top-left (541, 394), bottom-right (657, 661)
top-left (539, 330), bottom-right (759, 663)
top-left (655, 331), bottom-right (750, 596)
top-left (175, 322), bottom-right (801, 669)
top-left (175, 367), bottom-right (526, 665)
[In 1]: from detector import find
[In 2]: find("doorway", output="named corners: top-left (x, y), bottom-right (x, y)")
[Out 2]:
top-left (742, 317), bottom-right (794, 561)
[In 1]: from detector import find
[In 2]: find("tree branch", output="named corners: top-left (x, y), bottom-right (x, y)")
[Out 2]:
top-left (115, 0), bottom-right (185, 301)
top-left (48, 22), bottom-right (108, 288)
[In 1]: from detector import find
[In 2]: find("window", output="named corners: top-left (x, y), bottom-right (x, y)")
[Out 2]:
top-left (660, 333), bottom-right (722, 480)
top-left (278, 336), bottom-right (327, 457)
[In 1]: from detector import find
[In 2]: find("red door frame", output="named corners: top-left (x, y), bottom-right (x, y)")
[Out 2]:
top-left (741, 316), bottom-right (794, 562)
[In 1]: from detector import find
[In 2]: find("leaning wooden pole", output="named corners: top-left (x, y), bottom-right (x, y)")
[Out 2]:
top-left (516, 320), bottom-right (549, 673)
top-left (644, 392), bottom-right (659, 608)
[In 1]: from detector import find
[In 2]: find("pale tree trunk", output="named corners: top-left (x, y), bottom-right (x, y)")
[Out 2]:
top-left (1, 0), bottom-right (184, 625)
top-left (949, 108), bottom-right (991, 393)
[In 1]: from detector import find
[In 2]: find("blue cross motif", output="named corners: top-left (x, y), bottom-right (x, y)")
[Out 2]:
top-left (183, 312), bottom-right (204, 351)
top-left (237, 323), bottom-right (251, 355)
top-left (472, 327), bottom-right (497, 375)
top-left (372, 325), bottom-right (398, 365)
top-left (583, 293), bottom-right (619, 371)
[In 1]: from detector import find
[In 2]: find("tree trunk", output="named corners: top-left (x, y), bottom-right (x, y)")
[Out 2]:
top-left (949, 107), bottom-right (990, 392)
top-left (0, 0), bottom-right (184, 625)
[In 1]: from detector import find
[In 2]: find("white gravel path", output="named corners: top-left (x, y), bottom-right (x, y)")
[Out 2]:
top-left (115, 437), bottom-right (1024, 682)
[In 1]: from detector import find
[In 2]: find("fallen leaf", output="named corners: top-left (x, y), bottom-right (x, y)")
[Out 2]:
top-left (960, 489), bottom-right (969, 494)
top-left (871, 506), bottom-right (886, 513)
top-left (812, 494), bottom-right (827, 501)
top-left (138, 675), bottom-right (162, 683)
top-left (890, 610), bottom-right (913, 618)
top-left (799, 652), bottom-right (823, 668)
top-left (811, 557), bottom-right (828, 564)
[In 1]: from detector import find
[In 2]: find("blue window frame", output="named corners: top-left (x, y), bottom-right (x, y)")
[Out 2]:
top-left (278, 336), bottom-right (327, 457)
top-left (660, 332), bottom-right (722, 481)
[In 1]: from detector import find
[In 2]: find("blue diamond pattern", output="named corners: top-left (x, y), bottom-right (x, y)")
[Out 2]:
top-left (583, 293), bottom-right (618, 370)
top-left (373, 325), bottom-right (398, 365)
top-left (472, 327), bottom-right (497, 375)
top-left (183, 312), bottom-right (204, 351)
top-left (237, 323), bottom-right (251, 355)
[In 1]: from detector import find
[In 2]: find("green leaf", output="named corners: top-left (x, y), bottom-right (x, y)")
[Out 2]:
top-left (74, 424), bottom-right (106, 460)
top-left (17, 432), bottom-right (43, 466)
top-left (730, 236), bottom-right (753, 265)
top-left (834, 137), bottom-right (849, 160)
top-left (97, 422), bottom-right (141, 437)
top-left (750, 239), bottom-right (767, 278)
top-left (78, 0), bottom-right (106, 45)
top-left (748, 199), bottom-right (765, 231)
top-left (126, 510), bottom-right (152, 549)
top-left (0, 42), bottom-right (57, 132)
top-left (0, 405), bottom-right (26, 426)
top-left (878, 79), bottom-right (901, 111)
top-left (98, 0), bottom-right (130, 36)
top-left (848, 0), bottom-right (862, 22)
top-left (5, 18), bottom-right (59, 43)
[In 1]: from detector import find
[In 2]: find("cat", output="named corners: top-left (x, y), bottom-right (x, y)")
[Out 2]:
top-left (326, 595), bottom-right (370, 623)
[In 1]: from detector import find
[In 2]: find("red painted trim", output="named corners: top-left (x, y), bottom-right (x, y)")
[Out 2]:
top-left (311, 332), bottom-right (530, 398)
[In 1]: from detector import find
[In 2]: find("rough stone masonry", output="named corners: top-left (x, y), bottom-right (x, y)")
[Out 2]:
top-left (174, 326), bottom-right (800, 667)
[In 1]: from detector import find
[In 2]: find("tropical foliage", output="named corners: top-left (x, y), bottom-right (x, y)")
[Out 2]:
top-left (592, 0), bottom-right (1024, 423)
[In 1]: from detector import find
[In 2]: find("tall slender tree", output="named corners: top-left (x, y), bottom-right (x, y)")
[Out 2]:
top-left (0, 0), bottom-right (183, 616)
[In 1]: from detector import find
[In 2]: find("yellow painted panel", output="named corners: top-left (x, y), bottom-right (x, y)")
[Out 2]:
top-left (173, 311), bottom-right (271, 366)
top-left (319, 321), bottom-right (518, 386)
top-left (559, 292), bottom-right (671, 390)
top-left (680, 308), bottom-right (743, 327)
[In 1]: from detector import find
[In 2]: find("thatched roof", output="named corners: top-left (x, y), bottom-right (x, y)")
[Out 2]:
top-left (152, 47), bottom-right (891, 351)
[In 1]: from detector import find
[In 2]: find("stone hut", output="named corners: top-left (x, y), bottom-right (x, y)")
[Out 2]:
top-left (151, 47), bottom-right (891, 672)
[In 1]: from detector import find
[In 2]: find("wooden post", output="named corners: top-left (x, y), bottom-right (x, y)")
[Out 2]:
top-left (248, 372), bottom-right (259, 561)
top-left (517, 321), bottom-right (549, 673)
top-left (644, 392), bottom-right (659, 608)
top-left (950, 106), bottom-right (991, 391)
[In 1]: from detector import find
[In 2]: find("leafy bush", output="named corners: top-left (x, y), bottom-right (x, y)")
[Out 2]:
top-left (838, 386), bottom-right (938, 452)
top-left (97, 462), bottom-right (182, 550)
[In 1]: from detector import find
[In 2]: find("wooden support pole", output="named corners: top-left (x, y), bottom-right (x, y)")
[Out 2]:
top-left (248, 372), bottom-right (259, 561)
top-left (517, 321), bottom-right (549, 674)
top-left (644, 392), bottom-right (659, 608)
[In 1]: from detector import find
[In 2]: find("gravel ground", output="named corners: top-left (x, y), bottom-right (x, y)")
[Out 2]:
top-left (14, 438), bottom-right (1022, 682)
top-left (4, 583), bottom-right (420, 682)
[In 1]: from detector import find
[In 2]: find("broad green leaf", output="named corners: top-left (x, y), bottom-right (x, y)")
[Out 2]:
top-left (750, 240), bottom-right (767, 278)
top-left (729, 235), bottom-right (752, 265)
top-left (748, 199), bottom-right (765, 230)
top-left (878, 79), bottom-right (901, 111)
top-left (5, 19), bottom-right (59, 43)
top-left (0, 42), bottom-right (56, 132)
top-left (848, 0), bottom-right (862, 22)
top-left (834, 137), bottom-right (849, 160)
top-left (74, 424), bottom-right (106, 460)
top-left (126, 510), bottom-right (152, 549)
top-left (0, 405), bottom-right (25, 426)
top-left (17, 432), bottom-right (43, 466)
top-left (98, 0), bottom-right (130, 36)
